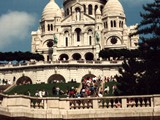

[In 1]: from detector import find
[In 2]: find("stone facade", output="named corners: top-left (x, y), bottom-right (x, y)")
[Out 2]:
top-left (0, 0), bottom-right (139, 85)
top-left (31, 0), bottom-right (139, 61)
top-left (0, 61), bottom-right (121, 84)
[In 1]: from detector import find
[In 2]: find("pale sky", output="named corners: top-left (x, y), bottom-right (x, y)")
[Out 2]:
top-left (0, 0), bottom-right (153, 52)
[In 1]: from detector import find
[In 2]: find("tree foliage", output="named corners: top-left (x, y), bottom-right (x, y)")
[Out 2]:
top-left (0, 51), bottom-right (44, 62)
top-left (99, 49), bottom-right (142, 60)
top-left (116, 0), bottom-right (160, 95)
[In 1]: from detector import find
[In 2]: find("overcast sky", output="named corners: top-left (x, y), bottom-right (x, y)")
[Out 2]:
top-left (0, 0), bottom-right (153, 52)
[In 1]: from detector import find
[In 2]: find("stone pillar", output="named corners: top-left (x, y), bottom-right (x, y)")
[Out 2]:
top-left (122, 98), bottom-right (127, 108)
top-left (59, 100), bottom-right (70, 110)
top-left (93, 99), bottom-right (99, 109)
top-left (52, 45), bottom-right (58, 61)
top-left (86, 6), bottom-right (88, 15)
top-left (2, 97), bottom-right (30, 108)
top-left (95, 43), bottom-right (100, 59)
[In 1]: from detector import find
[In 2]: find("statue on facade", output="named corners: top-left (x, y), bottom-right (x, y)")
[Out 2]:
top-left (76, 9), bottom-right (80, 21)
top-left (95, 32), bottom-right (100, 43)
top-left (53, 34), bottom-right (58, 44)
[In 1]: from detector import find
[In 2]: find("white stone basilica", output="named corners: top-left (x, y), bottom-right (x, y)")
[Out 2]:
top-left (0, 0), bottom-right (139, 84)
top-left (31, 0), bottom-right (139, 62)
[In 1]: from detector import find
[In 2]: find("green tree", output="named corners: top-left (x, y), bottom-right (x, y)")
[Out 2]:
top-left (116, 0), bottom-right (160, 95)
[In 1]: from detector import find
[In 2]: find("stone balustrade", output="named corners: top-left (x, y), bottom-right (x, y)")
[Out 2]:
top-left (0, 94), bottom-right (155, 110)
top-left (0, 60), bottom-right (123, 69)
top-left (0, 94), bottom-right (159, 119)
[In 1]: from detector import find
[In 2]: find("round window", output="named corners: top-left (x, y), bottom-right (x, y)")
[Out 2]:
top-left (111, 37), bottom-right (117, 44)
top-left (47, 41), bottom-right (54, 47)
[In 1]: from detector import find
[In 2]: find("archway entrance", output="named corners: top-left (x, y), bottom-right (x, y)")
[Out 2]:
top-left (48, 74), bottom-right (65, 83)
top-left (59, 54), bottom-right (69, 61)
top-left (85, 52), bottom-right (94, 60)
top-left (82, 74), bottom-right (96, 81)
top-left (72, 53), bottom-right (81, 60)
top-left (16, 76), bottom-right (32, 85)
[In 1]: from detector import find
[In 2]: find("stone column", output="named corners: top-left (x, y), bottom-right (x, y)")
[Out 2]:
top-left (122, 98), bottom-right (127, 108)
top-left (93, 99), bottom-right (99, 109)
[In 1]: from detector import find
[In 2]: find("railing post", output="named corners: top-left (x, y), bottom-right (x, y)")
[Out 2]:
top-left (122, 98), bottom-right (127, 108)
top-left (93, 99), bottom-right (99, 109)
top-left (44, 99), bottom-right (47, 109)
top-left (59, 99), bottom-right (70, 110)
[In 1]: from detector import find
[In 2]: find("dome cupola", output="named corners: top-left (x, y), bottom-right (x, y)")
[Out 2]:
top-left (42, 0), bottom-right (62, 21)
top-left (103, 0), bottom-right (125, 18)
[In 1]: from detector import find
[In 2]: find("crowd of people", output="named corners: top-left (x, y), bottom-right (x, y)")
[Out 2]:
top-left (0, 75), bottom-right (118, 98)
top-left (0, 79), bottom-right (13, 85)
top-left (50, 75), bottom-right (118, 98)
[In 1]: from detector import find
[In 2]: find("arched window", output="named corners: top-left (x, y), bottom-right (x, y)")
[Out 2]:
top-left (51, 24), bottom-right (53, 31)
top-left (66, 37), bottom-right (68, 47)
top-left (75, 28), bottom-right (81, 42)
top-left (89, 36), bottom-right (92, 45)
top-left (88, 4), bottom-right (93, 15)
top-left (83, 5), bottom-right (86, 14)
top-left (72, 53), bottom-right (81, 60)
top-left (111, 21), bottom-right (113, 27)
top-left (88, 29), bottom-right (92, 45)
top-left (48, 24), bottom-right (50, 31)
top-left (114, 20), bottom-right (116, 27)
top-left (75, 7), bottom-right (81, 21)
top-left (100, 6), bottom-right (103, 15)
top-left (65, 31), bottom-right (69, 46)
top-left (106, 22), bottom-right (108, 28)
top-left (119, 21), bottom-right (121, 28)
top-left (66, 8), bottom-right (69, 15)
top-left (95, 5), bottom-right (98, 15)
top-left (121, 21), bottom-right (123, 28)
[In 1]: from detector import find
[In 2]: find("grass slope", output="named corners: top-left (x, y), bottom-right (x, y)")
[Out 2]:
top-left (4, 83), bottom-right (80, 97)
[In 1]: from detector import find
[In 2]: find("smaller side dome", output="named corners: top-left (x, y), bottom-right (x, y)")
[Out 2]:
top-left (103, 0), bottom-right (125, 17)
top-left (42, 0), bottom-right (62, 21)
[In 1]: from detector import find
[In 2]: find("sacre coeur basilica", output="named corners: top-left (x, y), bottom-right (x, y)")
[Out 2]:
top-left (0, 0), bottom-right (139, 84)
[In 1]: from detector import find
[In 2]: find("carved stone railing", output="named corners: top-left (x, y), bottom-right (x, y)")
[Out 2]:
top-left (0, 94), bottom-right (155, 110)
top-left (98, 98), bottom-right (122, 108)
top-left (0, 94), bottom-right (159, 119)
top-left (127, 97), bottom-right (151, 108)
top-left (69, 99), bottom-right (93, 109)
top-left (30, 97), bottom-right (46, 109)
top-left (0, 60), bottom-right (123, 69)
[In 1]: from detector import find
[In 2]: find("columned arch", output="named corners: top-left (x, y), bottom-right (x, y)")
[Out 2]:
top-left (16, 76), bottom-right (32, 85)
top-left (82, 74), bottom-right (96, 81)
top-left (59, 54), bottom-right (69, 60)
top-left (85, 52), bottom-right (94, 60)
top-left (72, 53), bottom-right (81, 60)
top-left (48, 74), bottom-right (65, 83)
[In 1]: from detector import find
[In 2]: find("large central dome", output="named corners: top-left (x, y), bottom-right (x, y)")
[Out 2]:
top-left (103, 0), bottom-right (125, 17)
top-left (42, 0), bottom-right (62, 21)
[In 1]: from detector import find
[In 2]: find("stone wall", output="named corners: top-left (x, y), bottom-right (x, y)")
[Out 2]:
top-left (0, 61), bottom-right (121, 84)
